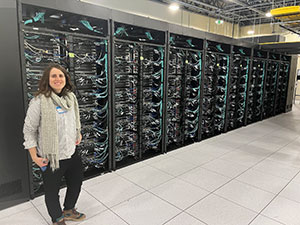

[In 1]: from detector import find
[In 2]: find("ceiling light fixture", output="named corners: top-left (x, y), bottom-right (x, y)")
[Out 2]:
top-left (247, 30), bottom-right (254, 35)
top-left (169, 3), bottom-right (179, 11)
top-left (266, 12), bottom-right (272, 17)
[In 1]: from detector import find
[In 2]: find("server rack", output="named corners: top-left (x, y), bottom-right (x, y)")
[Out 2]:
top-left (19, 4), bottom-right (111, 197)
top-left (166, 33), bottom-right (203, 151)
top-left (226, 46), bottom-right (251, 131)
top-left (246, 49), bottom-right (267, 125)
top-left (201, 40), bottom-right (231, 139)
top-left (111, 22), bottom-right (166, 169)
top-left (275, 55), bottom-right (291, 114)
top-left (263, 52), bottom-right (281, 119)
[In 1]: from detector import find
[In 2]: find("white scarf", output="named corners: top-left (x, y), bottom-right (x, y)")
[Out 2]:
top-left (40, 92), bottom-right (81, 171)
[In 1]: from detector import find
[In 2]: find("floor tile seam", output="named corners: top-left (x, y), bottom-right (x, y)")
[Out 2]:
top-left (118, 167), bottom-right (176, 190)
top-left (146, 160), bottom-right (200, 177)
top-left (75, 208), bottom-right (130, 225)
top-left (30, 203), bottom-right (51, 225)
top-left (266, 157), bottom-right (300, 169)
top-left (84, 186), bottom-right (148, 212)
top-left (105, 208), bottom-right (131, 225)
top-left (219, 137), bottom-right (297, 177)
top-left (108, 189), bottom-right (183, 225)
top-left (181, 169), bottom-right (241, 213)
top-left (146, 189), bottom-right (189, 212)
top-left (147, 149), bottom-right (232, 178)
top-left (248, 214), bottom-right (287, 225)
top-left (162, 210), bottom-right (209, 225)
top-left (229, 178), bottom-right (281, 195)
top-left (81, 172), bottom-right (123, 190)
top-left (182, 191), bottom-right (259, 222)
top-left (0, 202), bottom-right (36, 221)
top-left (247, 170), bottom-right (300, 225)
top-left (212, 192), bottom-right (264, 214)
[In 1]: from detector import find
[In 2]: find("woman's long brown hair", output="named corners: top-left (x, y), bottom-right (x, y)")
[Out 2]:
top-left (35, 64), bottom-right (75, 97)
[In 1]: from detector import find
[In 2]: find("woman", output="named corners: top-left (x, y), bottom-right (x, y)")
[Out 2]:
top-left (23, 64), bottom-right (86, 225)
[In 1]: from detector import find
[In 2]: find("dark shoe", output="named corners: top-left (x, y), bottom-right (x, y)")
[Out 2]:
top-left (52, 216), bottom-right (66, 225)
top-left (63, 208), bottom-right (86, 221)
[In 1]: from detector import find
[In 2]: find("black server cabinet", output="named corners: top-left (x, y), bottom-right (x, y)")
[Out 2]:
top-left (262, 52), bottom-right (280, 119)
top-left (246, 49), bottom-right (267, 125)
top-left (201, 40), bottom-right (230, 139)
top-left (167, 34), bottom-right (203, 151)
top-left (226, 46), bottom-right (251, 131)
top-left (20, 4), bottom-right (110, 197)
top-left (275, 55), bottom-right (291, 114)
top-left (0, 0), bottom-right (30, 210)
top-left (111, 22), bottom-right (166, 169)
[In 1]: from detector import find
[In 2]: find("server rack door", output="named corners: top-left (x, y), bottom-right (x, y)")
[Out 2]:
top-left (112, 22), bottom-right (166, 168)
top-left (246, 50), bottom-right (267, 125)
top-left (263, 52), bottom-right (280, 119)
top-left (167, 33), bottom-right (203, 151)
top-left (226, 46), bottom-right (251, 131)
top-left (201, 40), bottom-right (230, 139)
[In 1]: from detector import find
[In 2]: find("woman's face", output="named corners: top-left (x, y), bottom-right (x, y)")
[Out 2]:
top-left (49, 68), bottom-right (66, 94)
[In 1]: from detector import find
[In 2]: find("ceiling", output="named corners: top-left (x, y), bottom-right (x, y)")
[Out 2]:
top-left (151, 0), bottom-right (300, 27)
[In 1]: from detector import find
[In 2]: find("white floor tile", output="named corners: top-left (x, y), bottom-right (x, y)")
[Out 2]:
top-left (149, 157), bottom-right (197, 176)
top-left (236, 169), bottom-right (290, 194)
top-left (219, 150), bottom-right (264, 167)
top-left (201, 158), bottom-right (249, 178)
top-left (0, 208), bottom-right (48, 225)
top-left (0, 201), bottom-right (33, 220)
top-left (279, 181), bottom-right (300, 203)
top-left (150, 178), bottom-right (209, 210)
top-left (215, 180), bottom-right (275, 212)
top-left (235, 144), bottom-right (274, 157)
top-left (267, 151), bottom-right (300, 168)
top-left (120, 165), bottom-right (174, 189)
top-left (253, 159), bottom-right (300, 180)
top-left (115, 161), bottom-right (146, 175)
top-left (164, 212), bottom-right (206, 225)
top-left (81, 171), bottom-right (119, 189)
top-left (249, 215), bottom-right (286, 225)
top-left (178, 167), bottom-right (231, 192)
top-left (172, 150), bottom-right (216, 166)
top-left (78, 209), bottom-right (128, 225)
top-left (293, 173), bottom-right (300, 184)
top-left (194, 143), bottom-right (234, 157)
top-left (262, 196), bottom-right (300, 225)
top-left (186, 194), bottom-right (257, 225)
top-left (84, 176), bottom-right (144, 208)
top-left (112, 192), bottom-right (180, 225)
top-left (142, 153), bottom-right (171, 165)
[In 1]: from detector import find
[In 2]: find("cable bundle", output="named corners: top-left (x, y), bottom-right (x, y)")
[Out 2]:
top-left (263, 53), bottom-right (280, 119)
top-left (141, 45), bottom-right (164, 151)
top-left (114, 42), bottom-right (139, 161)
top-left (73, 37), bottom-right (109, 170)
top-left (247, 53), bottom-right (266, 124)
top-left (275, 59), bottom-right (290, 114)
top-left (202, 42), bottom-right (229, 139)
top-left (227, 47), bottom-right (250, 131)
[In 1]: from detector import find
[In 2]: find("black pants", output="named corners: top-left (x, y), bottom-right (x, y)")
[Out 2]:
top-left (42, 151), bottom-right (83, 223)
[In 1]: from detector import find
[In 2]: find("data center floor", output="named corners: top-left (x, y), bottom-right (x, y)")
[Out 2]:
top-left (1, 105), bottom-right (300, 225)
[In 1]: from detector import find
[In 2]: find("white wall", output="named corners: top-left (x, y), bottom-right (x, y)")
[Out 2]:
top-left (81, 0), bottom-right (238, 37)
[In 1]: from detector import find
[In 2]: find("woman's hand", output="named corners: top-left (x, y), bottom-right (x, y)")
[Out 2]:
top-left (28, 147), bottom-right (48, 168)
top-left (76, 133), bottom-right (82, 145)
top-left (33, 156), bottom-right (49, 168)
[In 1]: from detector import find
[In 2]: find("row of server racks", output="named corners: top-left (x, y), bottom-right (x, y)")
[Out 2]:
top-left (20, 4), bottom-right (291, 197)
